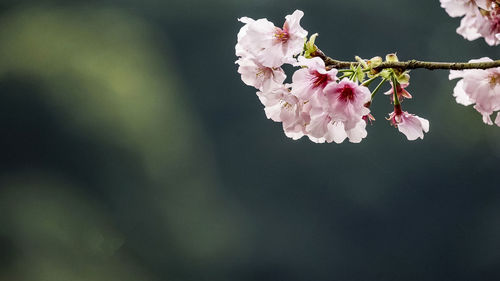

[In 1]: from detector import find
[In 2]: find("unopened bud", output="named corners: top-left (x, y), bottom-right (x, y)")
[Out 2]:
top-left (355, 56), bottom-right (368, 68)
top-left (367, 56), bottom-right (382, 68)
top-left (386, 53), bottom-right (399, 62)
top-left (397, 73), bottom-right (410, 84)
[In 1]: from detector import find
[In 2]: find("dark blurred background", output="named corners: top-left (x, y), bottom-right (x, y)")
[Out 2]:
top-left (0, 1), bottom-right (499, 280)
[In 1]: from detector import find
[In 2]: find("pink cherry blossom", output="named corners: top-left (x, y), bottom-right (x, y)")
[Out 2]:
top-left (305, 78), bottom-right (371, 143)
top-left (476, 8), bottom-right (500, 46)
top-left (388, 107), bottom-right (430, 140)
top-left (383, 81), bottom-right (412, 102)
top-left (256, 85), bottom-right (310, 140)
top-left (281, 97), bottom-right (311, 140)
top-left (457, 11), bottom-right (482, 41)
top-left (236, 10), bottom-right (308, 68)
top-left (449, 57), bottom-right (500, 126)
top-left (291, 56), bottom-right (338, 100)
top-left (306, 108), bottom-right (368, 144)
top-left (236, 56), bottom-right (286, 92)
top-left (443, 1), bottom-right (500, 46)
top-left (235, 17), bottom-right (255, 58)
top-left (323, 78), bottom-right (371, 129)
top-left (256, 85), bottom-right (289, 122)
top-left (451, 79), bottom-right (475, 106)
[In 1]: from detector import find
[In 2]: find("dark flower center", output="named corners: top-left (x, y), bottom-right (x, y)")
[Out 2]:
top-left (338, 84), bottom-right (355, 102)
top-left (488, 8), bottom-right (500, 34)
top-left (312, 71), bottom-right (330, 88)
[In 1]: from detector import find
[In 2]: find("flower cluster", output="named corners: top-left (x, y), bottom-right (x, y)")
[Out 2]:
top-left (449, 57), bottom-right (500, 126)
top-left (235, 10), bottom-right (429, 143)
top-left (440, 0), bottom-right (500, 46)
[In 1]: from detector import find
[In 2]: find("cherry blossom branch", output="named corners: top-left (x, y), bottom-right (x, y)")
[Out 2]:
top-left (236, 9), bottom-right (500, 143)
top-left (313, 50), bottom-right (500, 71)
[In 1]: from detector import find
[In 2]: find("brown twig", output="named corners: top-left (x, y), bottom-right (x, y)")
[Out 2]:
top-left (312, 50), bottom-right (500, 71)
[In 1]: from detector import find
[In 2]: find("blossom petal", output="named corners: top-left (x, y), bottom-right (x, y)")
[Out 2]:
top-left (453, 79), bottom-right (474, 106)
top-left (495, 112), bottom-right (500, 127)
top-left (396, 113), bottom-right (429, 141)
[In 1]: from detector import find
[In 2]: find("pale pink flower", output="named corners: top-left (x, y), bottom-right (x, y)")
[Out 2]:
top-left (383, 81), bottom-right (412, 102)
top-left (323, 78), bottom-right (371, 129)
top-left (440, 0), bottom-right (500, 46)
top-left (307, 109), bottom-right (368, 144)
top-left (388, 107), bottom-right (430, 140)
top-left (236, 56), bottom-right (286, 92)
top-left (440, 0), bottom-right (477, 17)
top-left (449, 57), bottom-right (500, 125)
top-left (305, 78), bottom-right (371, 143)
top-left (476, 8), bottom-right (500, 46)
top-left (450, 3), bottom-right (500, 46)
top-left (256, 86), bottom-right (310, 139)
top-left (236, 10), bottom-right (308, 67)
top-left (256, 85), bottom-right (289, 122)
top-left (281, 97), bottom-right (310, 140)
top-left (320, 119), bottom-right (367, 144)
top-left (291, 56), bottom-right (338, 100)
top-left (451, 79), bottom-right (475, 106)
top-left (235, 17), bottom-right (255, 58)
top-left (457, 11), bottom-right (482, 41)
top-left (237, 17), bottom-right (275, 58)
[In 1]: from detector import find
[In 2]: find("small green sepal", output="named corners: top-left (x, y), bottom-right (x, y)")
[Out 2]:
top-left (304, 33), bottom-right (319, 58)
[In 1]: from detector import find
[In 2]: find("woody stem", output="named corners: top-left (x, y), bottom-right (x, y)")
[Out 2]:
top-left (312, 50), bottom-right (500, 70)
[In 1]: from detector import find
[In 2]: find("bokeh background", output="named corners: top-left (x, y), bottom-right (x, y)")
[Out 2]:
top-left (0, 0), bottom-right (499, 280)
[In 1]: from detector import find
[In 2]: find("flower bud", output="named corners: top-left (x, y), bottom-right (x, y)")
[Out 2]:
top-left (386, 53), bottom-right (399, 62)
top-left (355, 56), bottom-right (368, 68)
top-left (397, 72), bottom-right (411, 84)
top-left (367, 56), bottom-right (382, 68)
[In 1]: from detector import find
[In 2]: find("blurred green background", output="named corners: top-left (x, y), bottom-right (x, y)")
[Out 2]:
top-left (0, 1), bottom-right (499, 280)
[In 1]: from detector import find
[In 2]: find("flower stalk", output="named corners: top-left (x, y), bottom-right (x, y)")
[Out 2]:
top-left (370, 77), bottom-right (387, 100)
